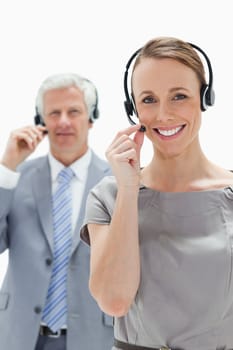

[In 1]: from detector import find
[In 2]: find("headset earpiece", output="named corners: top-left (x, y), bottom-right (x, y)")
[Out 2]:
top-left (89, 102), bottom-right (99, 123)
top-left (200, 83), bottom-right (215, 111)
top-left (34, 108), bottom-right (45, 126)
top-left (200, 84), bottom-right (209, 111)
top-left (207, 85), bottom-right (215, 107)
top-left (83, 78), bottom-right (99, 123)
top-left (124, 100), bottom-right (134, 118)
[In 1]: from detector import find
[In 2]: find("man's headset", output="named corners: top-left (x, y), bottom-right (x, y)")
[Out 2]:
top-left (123, 42), bottom-right (215, 128)
top-left (34, 80), bottom-right (100, 127)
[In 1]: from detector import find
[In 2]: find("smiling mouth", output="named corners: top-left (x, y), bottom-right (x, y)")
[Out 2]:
top-left (155, 125), bottom-right (185, 137)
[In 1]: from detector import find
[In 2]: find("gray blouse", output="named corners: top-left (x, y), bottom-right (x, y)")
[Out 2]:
top-left (80, 176), bottom-right (233, 350)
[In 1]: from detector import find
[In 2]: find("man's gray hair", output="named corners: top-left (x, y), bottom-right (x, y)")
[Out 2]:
top-left (35, 73), bottom-right (98, 120)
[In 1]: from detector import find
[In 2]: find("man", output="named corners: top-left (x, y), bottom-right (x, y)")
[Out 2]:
top-left (0, 73), bottom-right (113, 350)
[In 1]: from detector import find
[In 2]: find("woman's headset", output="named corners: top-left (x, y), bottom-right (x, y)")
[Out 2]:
top-left (123, 42), bottom-right (215, 127)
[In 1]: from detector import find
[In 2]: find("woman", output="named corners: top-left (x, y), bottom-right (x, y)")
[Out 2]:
top-left (80, 37), bottom-right (233, 349)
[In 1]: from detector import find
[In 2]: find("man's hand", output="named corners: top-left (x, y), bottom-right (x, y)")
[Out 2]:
top-left (1, 125), bottom-right (47, 170)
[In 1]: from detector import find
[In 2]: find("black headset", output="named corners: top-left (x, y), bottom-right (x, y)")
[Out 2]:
top-left (34, 79), bottom-right (99, 126)
top-left (123, 42), bottom-right (215, 127)
top-left (34, 107), bottom-right (46, 127)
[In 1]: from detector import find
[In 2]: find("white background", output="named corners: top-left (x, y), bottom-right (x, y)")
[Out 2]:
top-left (0, 0), bottom-right (232, 285)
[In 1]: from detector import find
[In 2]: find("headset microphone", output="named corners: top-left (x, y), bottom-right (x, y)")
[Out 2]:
top-left (123, 42), bottom-right (215, 129)
top-left (139, 125), bottom-right (146, 132)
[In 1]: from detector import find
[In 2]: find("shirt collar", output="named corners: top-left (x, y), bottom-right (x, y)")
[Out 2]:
top-left (48, 148), bottom-right (92, 183)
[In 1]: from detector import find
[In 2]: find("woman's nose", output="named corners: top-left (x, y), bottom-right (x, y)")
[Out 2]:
top-left (139, 102), bottom-right (174, 125)
top-left (155, 102), bottom-right (174, 122)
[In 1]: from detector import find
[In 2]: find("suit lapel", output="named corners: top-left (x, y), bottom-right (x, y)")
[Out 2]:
top-left (31, 154), bottom-right (110, 254)
top-left (32, 157), bottom-right (54, 252)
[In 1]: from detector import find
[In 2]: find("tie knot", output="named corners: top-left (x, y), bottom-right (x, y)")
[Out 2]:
top-left (57, 167), bottom-right (74, 184)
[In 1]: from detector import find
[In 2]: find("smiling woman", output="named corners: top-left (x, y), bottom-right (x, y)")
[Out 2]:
top-left (132, 57), bottom-right (202, 161)
top-left (80, 36), bottom-right (233, 350)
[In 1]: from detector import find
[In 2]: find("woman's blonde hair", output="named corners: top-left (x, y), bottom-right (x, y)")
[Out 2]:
top-left (132, 36), bottom-right (206, 87)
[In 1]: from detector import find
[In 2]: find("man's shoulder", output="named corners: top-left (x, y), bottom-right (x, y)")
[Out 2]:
top-left (89, 151), bottom-right (112, 175)
top-left (17, 155), bottom-right (48, 173)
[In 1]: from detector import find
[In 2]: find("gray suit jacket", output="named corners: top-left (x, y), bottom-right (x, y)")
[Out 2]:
top-left (0, 152), bottom-right (114, 350)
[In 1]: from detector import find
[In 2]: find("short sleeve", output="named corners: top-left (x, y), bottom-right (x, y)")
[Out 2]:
top-left (80, 176), bottom-right (117, 245)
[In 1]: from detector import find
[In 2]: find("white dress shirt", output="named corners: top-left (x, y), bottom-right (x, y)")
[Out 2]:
top-left (48, 149), bottom-right (91, 233)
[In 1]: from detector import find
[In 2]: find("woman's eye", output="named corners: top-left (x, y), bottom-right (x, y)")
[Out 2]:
top-left (173, 94), bottom-right (186, 101)
top-left (143, 96), bottom-right (156, 104)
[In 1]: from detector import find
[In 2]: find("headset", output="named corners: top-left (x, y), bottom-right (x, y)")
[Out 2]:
top-left (34, 79), bottom-right (100, 127)
top-left (123, 42), bottom-right (215, 128)
top-left (34, 107), bottom-right (46, 127)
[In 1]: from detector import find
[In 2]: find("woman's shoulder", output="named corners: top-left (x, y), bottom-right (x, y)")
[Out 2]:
top-left (206, 166), bottom-right (233, 190)
top-left (94, 175), bottom-right (117, 188)
top-left (185, 165), bottom-right (233, 192)
top-left (91, 175), bottom-right (118, 197)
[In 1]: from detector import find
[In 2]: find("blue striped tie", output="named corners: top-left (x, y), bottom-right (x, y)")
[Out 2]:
top-left (42, 167), bottom-right (74, 332)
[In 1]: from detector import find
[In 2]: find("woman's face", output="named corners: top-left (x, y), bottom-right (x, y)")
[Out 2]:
top-left (132, 57), bottom-right (202, 159)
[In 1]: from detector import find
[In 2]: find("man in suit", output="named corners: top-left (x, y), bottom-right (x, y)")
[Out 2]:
top-left (0, 73), bottom-right (113, 350)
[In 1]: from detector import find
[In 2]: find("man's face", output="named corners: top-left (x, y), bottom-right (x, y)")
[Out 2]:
top-left (43, 86), bottom-right (93, 165)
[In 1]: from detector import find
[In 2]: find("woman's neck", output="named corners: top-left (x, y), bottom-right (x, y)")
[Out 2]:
top-left (141, 148), bottom-right (233, 192)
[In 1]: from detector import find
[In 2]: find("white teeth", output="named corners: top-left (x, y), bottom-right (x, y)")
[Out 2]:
top-left (157, 126), bottom-right (183, 136)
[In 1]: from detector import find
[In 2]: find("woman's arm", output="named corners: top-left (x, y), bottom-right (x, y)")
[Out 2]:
top-left (88, 125), bottom-right (144, 317)
top-left (88, 186), bottom-right (140, 317)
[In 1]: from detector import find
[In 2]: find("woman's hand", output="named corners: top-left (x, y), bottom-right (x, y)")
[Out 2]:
top-left (105, 124), bottom-right (144, 188)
